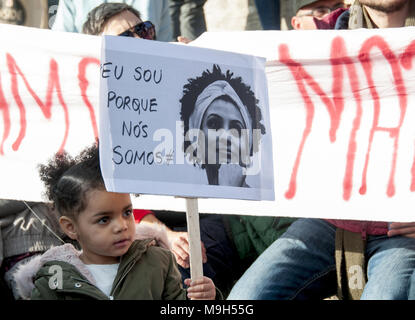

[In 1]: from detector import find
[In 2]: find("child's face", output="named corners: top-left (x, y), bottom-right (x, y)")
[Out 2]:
top-left (74, 189), bottom-right (136, 264)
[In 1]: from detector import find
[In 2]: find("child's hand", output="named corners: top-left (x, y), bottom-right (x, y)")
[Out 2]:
top-left (184, 277), bottom-right (216, 300)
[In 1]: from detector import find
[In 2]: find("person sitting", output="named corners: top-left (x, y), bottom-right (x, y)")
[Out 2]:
top-left (227, 0), bottom-right (415, 300)
top-left (291, 0), bottom-right (349, 30)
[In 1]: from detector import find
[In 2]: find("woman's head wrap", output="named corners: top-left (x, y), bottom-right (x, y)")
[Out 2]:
top-left (189, 80), bottom-right (252, 132)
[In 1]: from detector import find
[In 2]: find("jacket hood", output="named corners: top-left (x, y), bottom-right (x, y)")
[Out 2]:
top-left (13, 223), bottom-right (171, 300)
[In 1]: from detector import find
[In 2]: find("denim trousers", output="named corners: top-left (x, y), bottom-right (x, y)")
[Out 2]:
top-left (254, 0), bottom-right (280, 30)
top-left (227, 218), bottom-right (415, 300)
top-left (169, 0), bottom-right (207, 40)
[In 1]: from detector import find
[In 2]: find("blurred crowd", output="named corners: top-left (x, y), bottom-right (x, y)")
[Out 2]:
top-left (0, 0), bottom-right (285, 34)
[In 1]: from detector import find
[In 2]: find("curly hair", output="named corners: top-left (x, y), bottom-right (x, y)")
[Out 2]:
top-left (38, 142), bottom-right (105, 219)
top-left (180, 64), bottom-right (266, 160)
top-left (82, 3), bottom-right (141, 35)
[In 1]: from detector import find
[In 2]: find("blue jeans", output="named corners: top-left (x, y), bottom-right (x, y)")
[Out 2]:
top-left (254, 0), bottom-right (280, 30)
top-left (227, 219), bottom-right (415, 300)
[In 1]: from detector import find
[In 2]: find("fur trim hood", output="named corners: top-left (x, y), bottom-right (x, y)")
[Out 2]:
top-left (13, 223), bottom-right (171, 300)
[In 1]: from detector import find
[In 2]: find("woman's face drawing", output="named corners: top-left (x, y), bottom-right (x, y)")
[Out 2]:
top-left (200, 97), bottom-right (248, 166)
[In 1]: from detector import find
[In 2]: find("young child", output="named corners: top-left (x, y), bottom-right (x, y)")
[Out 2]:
top-left (13, 143), bottom-right (217, 300)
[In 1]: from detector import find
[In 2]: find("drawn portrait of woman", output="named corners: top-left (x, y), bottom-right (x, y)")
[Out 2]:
top-left (180, 64), bottom-right (266, 187)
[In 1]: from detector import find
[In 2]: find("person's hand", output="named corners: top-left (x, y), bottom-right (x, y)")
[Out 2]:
top-left (218, 164), bottom-right (245, 187)
top-left (177, 36), bottom-right (191, 44)
top-left (185, 276), bottom-right (216, 300)
top-left (167, 230), bottom-right (207, 268)
top-left (388, 222), bottom-right (415, 238)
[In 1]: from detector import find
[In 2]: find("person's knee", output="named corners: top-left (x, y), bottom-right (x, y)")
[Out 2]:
top-left (361, 283), bottom-right (409, 300)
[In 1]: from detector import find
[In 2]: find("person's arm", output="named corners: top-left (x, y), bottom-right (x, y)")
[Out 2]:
top-left (51, 0), bottom-right (77, 32)
top-left (388, 222), bottom-right (415, 238)
top-left (139, 212), bottom-right (207, 268)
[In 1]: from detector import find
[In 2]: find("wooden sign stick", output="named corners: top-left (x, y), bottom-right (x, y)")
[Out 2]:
top-left (185, 197), bottom-right (204, 281)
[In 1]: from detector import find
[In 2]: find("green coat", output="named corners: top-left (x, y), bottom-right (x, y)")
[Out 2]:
top-left (224, 215), bottom-right (296, 264)
top-left (21, 240), bottom-right (188, 300)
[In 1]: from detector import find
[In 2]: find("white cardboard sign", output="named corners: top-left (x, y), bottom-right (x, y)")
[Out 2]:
top-left (99, 36), bottom-right (275, 201)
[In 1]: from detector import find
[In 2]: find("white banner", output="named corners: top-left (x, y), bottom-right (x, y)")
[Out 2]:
top-left (0, 24), bottom-right (100, 200)
top-left (1, 24), bottom-right (415, 221)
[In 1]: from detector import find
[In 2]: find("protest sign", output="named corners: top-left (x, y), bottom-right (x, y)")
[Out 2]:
top-left (99, 35), bottom-right (274, 201)
top-left (2, 24), bottom-right (415, 221)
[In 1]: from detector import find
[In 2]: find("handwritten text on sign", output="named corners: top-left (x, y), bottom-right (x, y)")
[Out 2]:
top-left (2, 25), bottom-right (415, 220)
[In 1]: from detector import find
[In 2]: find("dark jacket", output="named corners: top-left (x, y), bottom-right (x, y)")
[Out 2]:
top-left (0, 200), bottom-right (63, 267)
